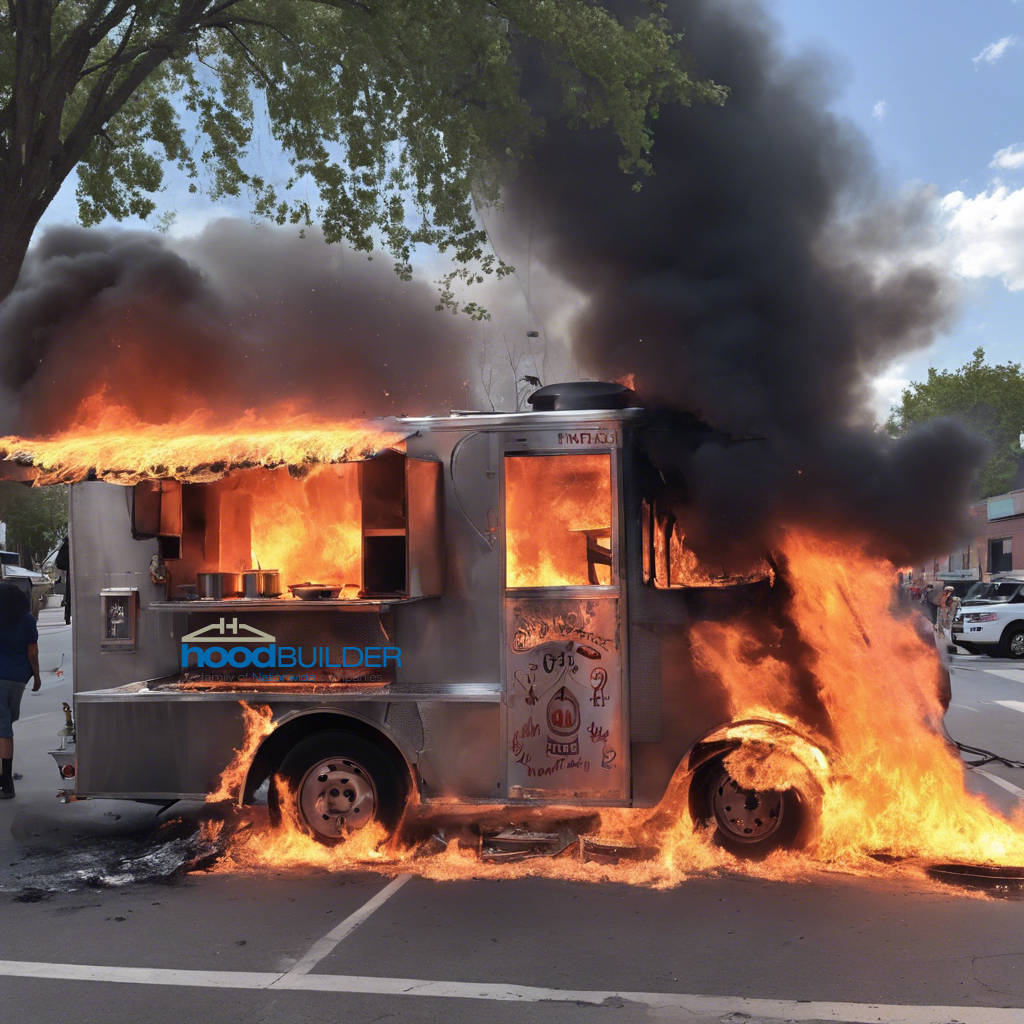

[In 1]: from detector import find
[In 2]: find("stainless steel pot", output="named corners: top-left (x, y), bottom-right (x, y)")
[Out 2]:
top-left (260, 570), bottom-right (283, 598)
top-left (241, 570), bottom-right (283, 598)
top-left (241, 571), bottom-right (263, 599)
top-left (197, 572), bottom-right (243, 599)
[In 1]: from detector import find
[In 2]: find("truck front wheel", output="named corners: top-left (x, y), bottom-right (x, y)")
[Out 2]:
top-left (689, 755), bottom-right (810, 858)
top-left (268, 730), bottom-right (408, 845)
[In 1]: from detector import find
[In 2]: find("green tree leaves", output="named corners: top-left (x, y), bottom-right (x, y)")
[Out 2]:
top-left (887, 348), bottom-right (1024, 499)
top-left (0, 1), bottom-right (724, 309)
top-left (0, 482), bottom-right (68, 568)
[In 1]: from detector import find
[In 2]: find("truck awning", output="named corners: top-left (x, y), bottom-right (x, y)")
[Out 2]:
top-left (0, 419), bottom-right (415, 485)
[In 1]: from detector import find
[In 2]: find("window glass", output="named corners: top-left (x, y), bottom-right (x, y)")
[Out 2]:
top-left (989, 537), bottom-right (1013, 574)
top-left (505, 454), bottom-right (612, 587)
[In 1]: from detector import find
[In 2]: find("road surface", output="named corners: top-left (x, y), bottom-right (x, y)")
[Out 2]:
top-left (1, 602), bottom-right (1023, 1024)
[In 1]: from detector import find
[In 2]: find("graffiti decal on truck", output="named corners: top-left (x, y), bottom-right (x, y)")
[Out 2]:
top-left (506, 597), bottom-right (624, 797)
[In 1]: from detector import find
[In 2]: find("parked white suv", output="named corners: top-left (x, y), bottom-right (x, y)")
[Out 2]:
top-left (951, 579), bottom-right (1024, 659)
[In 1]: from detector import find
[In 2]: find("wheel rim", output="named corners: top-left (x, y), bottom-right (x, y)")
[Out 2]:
top-left (1010, 632), bottom-right (1024, 658)
top-left (710, 768), bottom-right (785, 844)
top-left (298, 757), bottom-right (377, 840)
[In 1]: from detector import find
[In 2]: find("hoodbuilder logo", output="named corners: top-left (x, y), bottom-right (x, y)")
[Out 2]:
top-left (180, 617), bottom-right (401, 670)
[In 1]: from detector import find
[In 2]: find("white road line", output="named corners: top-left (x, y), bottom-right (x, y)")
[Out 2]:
top-left (0, 960), bottom-right (1020, 1023)
top-left (985, 669), bottom-right (1024, 683)
top-left (949, 702), bottom-right (979, 713)
top-left (277, 873), bottom-right (412, 979)
top-left (993, 699), bottom-right (1024, 716)
top-left (973, 768), bottom-right (1024, 799)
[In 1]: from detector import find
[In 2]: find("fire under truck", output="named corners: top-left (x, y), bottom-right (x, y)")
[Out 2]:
top-left (4, 382), bottom-right (835, 855)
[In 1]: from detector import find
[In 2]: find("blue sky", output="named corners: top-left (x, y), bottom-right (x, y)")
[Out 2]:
top-left (34, 0), bottom-right (1024, 421)
top-left (771, 0), bottom-right (1024, 413)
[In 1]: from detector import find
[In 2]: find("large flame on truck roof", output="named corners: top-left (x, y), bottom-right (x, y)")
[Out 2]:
top-left (0, 392), bottom-right (411, 485)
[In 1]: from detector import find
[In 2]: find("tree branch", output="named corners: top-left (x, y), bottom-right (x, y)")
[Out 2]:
top-left (217, 25), bottom-right (278, 92)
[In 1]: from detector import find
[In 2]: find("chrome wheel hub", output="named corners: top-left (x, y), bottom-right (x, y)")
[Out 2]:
top-left (711, 769), bottom-right (785, 843)
top-left (1011, 633), bottom-right (1024, 658)
top-left (298, 757), bottom-right (377, 839)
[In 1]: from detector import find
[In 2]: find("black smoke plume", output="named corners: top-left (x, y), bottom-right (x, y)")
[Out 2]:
top-left (0, 220), bottom-right (472, 433)
top-left (506, 0), bottom-right (982, 567)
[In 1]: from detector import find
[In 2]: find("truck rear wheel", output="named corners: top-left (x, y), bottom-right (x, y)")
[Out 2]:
top-left (268, 730), bottom-right (408, 845)
top-left (689, 755), bottom-right (809, 858)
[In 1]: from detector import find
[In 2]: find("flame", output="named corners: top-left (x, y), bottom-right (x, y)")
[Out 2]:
top-left (653, 512), bottom-right (774, 588)
top-left (505, 454), bottom-right (612, 587)
top-left (230, 464), bottom-right (363, 586)
top-left (0, 390), bottom-right (408, 485)
top-left (206, 703), bottom-right (275, 803)
top-left (200, 530), bottom-right (1024, 888)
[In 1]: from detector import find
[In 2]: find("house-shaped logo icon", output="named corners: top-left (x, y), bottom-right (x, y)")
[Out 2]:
top-left (181, 618), bottom-right (276, 644)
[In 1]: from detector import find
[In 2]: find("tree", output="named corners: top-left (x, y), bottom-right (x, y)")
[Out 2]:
top-left (0, 481), bottom-right (68, 566)
top-left (0, 1), bottom-right (724, 312)
top-left (886, 348), bottom-right (1024, 499)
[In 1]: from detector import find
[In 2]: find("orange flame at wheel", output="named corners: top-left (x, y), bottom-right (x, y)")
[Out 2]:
top-left (206, 704), bottom-right (275, 804)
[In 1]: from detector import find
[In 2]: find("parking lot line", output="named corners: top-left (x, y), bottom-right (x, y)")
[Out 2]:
top-left (277, 873), bottom-right (412, 979)
top-left (993, 699), bottom-right (1024, 716)
top-left (972, 768), bottom-right (1024, 799)
top-left (0, 958), bottom-right (1021, 1023)
top-left (985, 669), bottom-right (1024, 683)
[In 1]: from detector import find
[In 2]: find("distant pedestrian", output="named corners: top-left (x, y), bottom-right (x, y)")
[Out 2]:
top-left (54, 535), bottom-right (70, 625)
top-left (0, 582), bottom-right (41, 799)
top-left (940, 586), bottom-right (956, 630)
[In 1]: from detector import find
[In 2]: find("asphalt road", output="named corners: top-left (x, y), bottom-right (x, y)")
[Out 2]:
top-left (2, 603), bottom-right (1024, 1024)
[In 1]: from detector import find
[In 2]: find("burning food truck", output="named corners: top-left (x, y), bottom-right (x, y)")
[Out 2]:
top-left (1, 382), bottom-right (841, 855)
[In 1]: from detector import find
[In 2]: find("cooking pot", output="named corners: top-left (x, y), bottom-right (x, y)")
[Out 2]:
top-left (242, 570), bottom-right (284, 598)
top-left (260, 570), bottom-right (283, 598)
top-left (197, 572), bottom-right (243, 599)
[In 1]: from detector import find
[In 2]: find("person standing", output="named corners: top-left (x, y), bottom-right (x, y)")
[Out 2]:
top-left (0, 582), bottom-right (41, 799)
top-left (54, 535), bottom-right (70, 625)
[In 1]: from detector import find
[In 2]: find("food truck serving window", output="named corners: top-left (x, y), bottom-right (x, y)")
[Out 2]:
top-left (504, 454), bottom-right (613, 587)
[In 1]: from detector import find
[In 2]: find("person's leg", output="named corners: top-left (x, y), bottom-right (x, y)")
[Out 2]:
top-left (0, 681), bottom-right (20, 797)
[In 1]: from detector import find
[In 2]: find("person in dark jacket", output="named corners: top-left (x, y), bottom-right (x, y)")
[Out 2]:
top-left (55, 535), bottom-right (70, 625)
top-left (0, 582), bottom-right (41, 798)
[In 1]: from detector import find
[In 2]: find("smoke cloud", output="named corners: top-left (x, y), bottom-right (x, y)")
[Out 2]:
top-left (504, 0), bottom-right (980, 566)
top-left (0, 220), bottom-right (473, 433)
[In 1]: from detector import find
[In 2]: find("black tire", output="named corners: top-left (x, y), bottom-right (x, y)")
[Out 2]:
top-left (956, 641), bottom-right (978, 655)
top-left (1001, 624), bottom-right (1024, 661)
top-left (268, 730), bottom-right (408, 845)
top-left (689, 755), bottom-right (809, 859)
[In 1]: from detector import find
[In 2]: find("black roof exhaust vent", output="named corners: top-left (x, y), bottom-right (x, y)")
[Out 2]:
top-left (526, 381), bottom-right (638, 412)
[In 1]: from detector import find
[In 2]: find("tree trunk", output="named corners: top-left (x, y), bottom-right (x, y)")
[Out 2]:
top-left (0, 188), bottom-right (49, 309)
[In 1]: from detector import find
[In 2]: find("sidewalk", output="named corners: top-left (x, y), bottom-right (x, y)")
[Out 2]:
top-left (0, 596), bottom-right (154, 858)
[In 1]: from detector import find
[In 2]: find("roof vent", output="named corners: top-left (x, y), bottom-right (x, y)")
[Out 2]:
top-left (526, 381), bottom-right (638, 412)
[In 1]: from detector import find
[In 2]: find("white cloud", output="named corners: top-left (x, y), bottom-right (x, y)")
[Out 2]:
top-left (990, 143), bottom-right (1024, 170)
top-left (942, 185), bottom-right (1024, 290)
top-left (872, 99), bottom-right (887, 120)
top-left (869, 364), bottom-right (909, 423)
top-left (973, 35), bottom-right (1018, 64)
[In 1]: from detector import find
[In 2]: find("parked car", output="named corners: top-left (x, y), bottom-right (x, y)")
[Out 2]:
top-left (951, 578), bottom-right (1024, 658)
top-left (0, 563), bottom-right (53, 617)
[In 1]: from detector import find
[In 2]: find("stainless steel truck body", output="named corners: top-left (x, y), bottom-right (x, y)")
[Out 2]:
top-left (37, 385), bottom-right (813, 849)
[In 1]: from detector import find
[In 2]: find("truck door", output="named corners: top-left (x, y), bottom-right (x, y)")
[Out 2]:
top-left (503, 444), bottom-right (628, 802)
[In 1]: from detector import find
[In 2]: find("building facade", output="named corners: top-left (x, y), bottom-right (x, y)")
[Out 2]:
top-left (915, 488), bottom-right (1024, 586)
